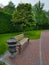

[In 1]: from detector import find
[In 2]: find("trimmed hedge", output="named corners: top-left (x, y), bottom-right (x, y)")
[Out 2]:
top-left (0, 11), bottom-right (24, 33)
top-left (0, 11), bottom-right (15, 33)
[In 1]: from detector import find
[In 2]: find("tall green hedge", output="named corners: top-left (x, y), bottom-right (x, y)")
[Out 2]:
top-left (0, 11), bottom-right (15, 33)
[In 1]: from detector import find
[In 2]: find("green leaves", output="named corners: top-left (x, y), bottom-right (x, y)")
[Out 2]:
top-left (12, 3), bottom-right (35, 31)
top-left (3, 1), bottom-right (15, 14)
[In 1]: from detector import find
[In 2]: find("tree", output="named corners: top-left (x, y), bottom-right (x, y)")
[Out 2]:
top-left (46, 11), bottom-right (49, 22)
top-left (0, 7), bottom-right (3, 11)
top-left (12, 3), bottom-right (35, 31)
top-left (3, 1), bottom-right (15, 14)
top-left (33, 1), bottom-right (48, 29)
top-left (34, 1), bottom-right (44, 22)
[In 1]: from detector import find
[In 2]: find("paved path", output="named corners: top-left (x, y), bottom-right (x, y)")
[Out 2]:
top-left (41, 30), bottom-right (49, 65)
top-left (5, 40), bottom-right (40, 65)
top-left (2, 30), bottom-right (49, 65)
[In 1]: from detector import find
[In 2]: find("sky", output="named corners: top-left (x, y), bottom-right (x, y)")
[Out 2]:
top-left (0, 0), bottom-right (49, 11)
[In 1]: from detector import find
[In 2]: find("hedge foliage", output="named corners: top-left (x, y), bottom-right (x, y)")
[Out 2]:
top-left (0, 11), bottom-right (15, 33)
top-left (0, 3), bottom-right (35, 33)
top-left (0, 11), bottom-right (26, 33)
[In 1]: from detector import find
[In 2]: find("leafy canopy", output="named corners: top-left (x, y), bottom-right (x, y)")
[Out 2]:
top-left (12, 3), bottom-right (35, 25)
top-left (3, 1), bottom-right (15, 14)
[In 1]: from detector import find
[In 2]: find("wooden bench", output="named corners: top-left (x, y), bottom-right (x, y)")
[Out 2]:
top-left (14, 33), bottom-right (29, 53)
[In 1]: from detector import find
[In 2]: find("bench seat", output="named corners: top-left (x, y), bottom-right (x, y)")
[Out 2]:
top-left (19, 38), bottom-right (28, 45)
top-left (14, 34), bottom-right (29, 53)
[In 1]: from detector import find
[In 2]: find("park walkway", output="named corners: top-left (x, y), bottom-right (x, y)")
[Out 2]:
top-left (5, 40), bottom-right (40, 65)
top-left (41, 30), bottom-right (49, 65)
top-left (4, 30), bottom-right (49, 65)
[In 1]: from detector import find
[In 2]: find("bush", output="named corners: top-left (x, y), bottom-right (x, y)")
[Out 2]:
top-left (0, 11), bottom-right (15, 33)
top-left (0, 10), bottom-right (36, 33)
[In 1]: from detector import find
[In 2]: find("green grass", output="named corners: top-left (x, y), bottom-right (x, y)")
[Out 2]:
top-left (0, 30), bottom-right (41, 55)
top-left (0, 62), bottom-right (5, 65)
top-left (24, 30), bottom-right (41, 39)
top-left (0, 33), bottom-right (20, 55)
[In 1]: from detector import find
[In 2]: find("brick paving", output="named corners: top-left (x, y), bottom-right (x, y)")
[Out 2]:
top-left (41, 30), bottom-right (49, 65)
top-left (5, 40), bottom-right (40, 65)
top-left (4, 30), bottom-right (49, 65)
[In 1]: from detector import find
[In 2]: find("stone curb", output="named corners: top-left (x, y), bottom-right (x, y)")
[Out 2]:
top-left (0, 51), bottom-right (14, 65)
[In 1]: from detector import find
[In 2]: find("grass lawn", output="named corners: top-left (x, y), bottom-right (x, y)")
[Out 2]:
top-left (0, 33), bottom-right (20, 55)
top-left (0, 62), bottom-right (5, 65)
top-left (24, 30), bottom-right (41, 39)
top-left (0, 30), bottom-right (41, 55)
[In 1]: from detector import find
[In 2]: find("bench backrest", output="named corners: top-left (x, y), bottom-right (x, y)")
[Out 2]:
top-left (15, 34), bottom-right (24, 41)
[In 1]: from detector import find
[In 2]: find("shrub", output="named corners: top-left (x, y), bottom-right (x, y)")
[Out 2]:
top-left (0, 11), bottom-right (14, 33)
